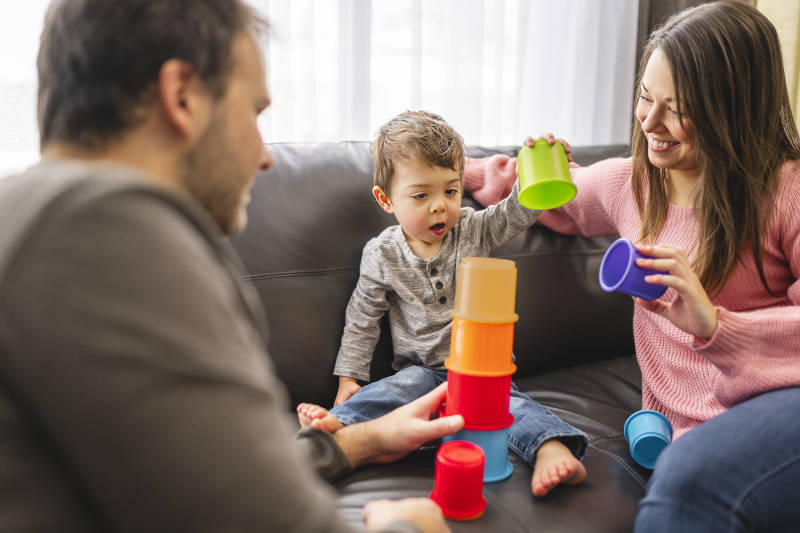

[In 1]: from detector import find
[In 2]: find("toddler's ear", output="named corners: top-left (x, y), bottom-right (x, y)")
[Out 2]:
top-left (372, 186), bottom-right (393, 213)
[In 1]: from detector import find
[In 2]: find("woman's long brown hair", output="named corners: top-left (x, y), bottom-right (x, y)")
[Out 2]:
top-left (631, 0), bottom-right (800, 296)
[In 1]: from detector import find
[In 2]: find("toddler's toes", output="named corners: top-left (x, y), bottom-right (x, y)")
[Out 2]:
top-left (310, 413), bottom-right (344, 433)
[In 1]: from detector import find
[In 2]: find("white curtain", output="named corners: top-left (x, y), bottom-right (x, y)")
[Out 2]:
top-left (0, 0), bottom-right (638, 176)
top-left (257, 0), bottom-right (640, 147)
top-left (0, 0), bottom-right (50, 177)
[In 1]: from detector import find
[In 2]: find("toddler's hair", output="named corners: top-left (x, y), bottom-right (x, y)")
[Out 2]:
top-left (370, 110), bottom-right (465, 194)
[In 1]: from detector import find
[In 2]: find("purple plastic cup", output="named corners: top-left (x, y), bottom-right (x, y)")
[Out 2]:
top-left (599, 238), bottom-right (667, 300)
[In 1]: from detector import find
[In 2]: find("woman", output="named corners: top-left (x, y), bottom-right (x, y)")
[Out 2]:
top-left (467, 1), bottom-right (800, 530)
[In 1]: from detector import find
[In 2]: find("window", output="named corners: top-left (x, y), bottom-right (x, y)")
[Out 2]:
top-left (257, 0), bottom-right (639, 146)
top-left (0, 0), bottom-right (638, 176)
top-left (0, 0), bottom-right (50, 176)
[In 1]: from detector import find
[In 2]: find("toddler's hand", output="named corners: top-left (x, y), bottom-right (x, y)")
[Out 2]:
top-left (334, 377), bottom-right (362, 406)
top-left (523, 133), bottom-right (573, 162)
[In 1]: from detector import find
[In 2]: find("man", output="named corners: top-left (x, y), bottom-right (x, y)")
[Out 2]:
top-left (0, 1), bottom-right (462, 531)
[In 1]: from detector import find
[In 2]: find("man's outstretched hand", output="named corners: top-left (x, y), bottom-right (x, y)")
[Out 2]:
top-left (333, 382), bottom-right (464, 467)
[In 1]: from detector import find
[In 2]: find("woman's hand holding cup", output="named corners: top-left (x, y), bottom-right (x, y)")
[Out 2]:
top-left (524, 133), bottom-right (573, 162)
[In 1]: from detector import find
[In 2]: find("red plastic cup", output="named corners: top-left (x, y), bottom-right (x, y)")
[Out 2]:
top-left (443, 370), bottom-right (514, 430)
top-left (430, 441), bottom-right (486, 520)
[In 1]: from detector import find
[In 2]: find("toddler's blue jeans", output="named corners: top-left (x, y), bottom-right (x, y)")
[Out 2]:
top-left (330, 365), bottom-right (587, 465)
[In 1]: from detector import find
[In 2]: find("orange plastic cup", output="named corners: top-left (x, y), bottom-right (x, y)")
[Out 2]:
top-left (445, 317), bottom-right (517, 376)
top-left (443, 369), bottom-right (514, 430)
top-left (451, 257), bottom-right (519, 323)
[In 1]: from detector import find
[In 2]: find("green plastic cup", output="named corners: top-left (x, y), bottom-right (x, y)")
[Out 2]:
top-left (517, 139), bottom-right (577, 210)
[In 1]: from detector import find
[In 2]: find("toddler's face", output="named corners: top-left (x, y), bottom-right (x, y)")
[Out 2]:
top-left (384, 157), bottom-right (462, 250)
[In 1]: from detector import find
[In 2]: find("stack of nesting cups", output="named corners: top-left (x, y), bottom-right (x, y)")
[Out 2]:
top-left (440, 257), bottom-right (518, 483)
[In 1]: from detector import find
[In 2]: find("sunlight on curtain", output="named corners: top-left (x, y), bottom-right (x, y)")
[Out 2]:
top-left (257, 0), bottom-right (639, 147)
top-left (0, 0), bottom-right (50, 176)
top-left (0, 0), bottom-right (638, 176)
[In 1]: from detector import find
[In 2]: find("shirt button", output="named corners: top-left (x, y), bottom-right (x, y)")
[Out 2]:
top-left (435, 281), bottom-right (443, 289)
top-left (431, 268), bottom-right (438, 276)
top-left (439, 296), bottom-right (446, 304)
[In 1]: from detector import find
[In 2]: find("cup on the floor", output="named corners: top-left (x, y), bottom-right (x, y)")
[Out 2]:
top-left (624, 409), bottom-right (673, 469)
top-left (429, 440), bottom-right (486, 520)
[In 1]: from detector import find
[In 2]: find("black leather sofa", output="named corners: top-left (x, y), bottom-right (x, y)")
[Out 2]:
top-left (232, 141), bottom-right (650, 532)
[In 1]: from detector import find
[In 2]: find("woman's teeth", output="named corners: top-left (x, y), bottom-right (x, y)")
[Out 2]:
top-left (649, 138), bottom-right (678, 149)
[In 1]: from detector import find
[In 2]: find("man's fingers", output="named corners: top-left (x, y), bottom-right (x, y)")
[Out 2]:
top-left (412, 382), bottom-right (448, 416)
top-left (416, 414), bottom-right (464, 443)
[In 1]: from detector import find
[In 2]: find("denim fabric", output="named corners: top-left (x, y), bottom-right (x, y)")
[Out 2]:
top-left (634, 387), bottom-right (800, 533)
top-left (330, 365), bottom-right (587, 467)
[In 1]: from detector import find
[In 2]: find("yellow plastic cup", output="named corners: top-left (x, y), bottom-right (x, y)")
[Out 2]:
top-left (517, 139), bottom-right (577, 210)
top-left (451, 257), bottom-right (518, 323)
top-left (445, 317), bottom-right (517, 377)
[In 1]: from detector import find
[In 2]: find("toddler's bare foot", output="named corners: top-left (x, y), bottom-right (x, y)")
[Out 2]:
top-left (531, 439), bottom-right (587, 497)
top-left (296, 403), bottom-right (344, 433)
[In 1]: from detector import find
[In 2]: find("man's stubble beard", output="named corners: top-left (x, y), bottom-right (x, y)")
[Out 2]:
top-left (181, 111), bottom-right (248, 235)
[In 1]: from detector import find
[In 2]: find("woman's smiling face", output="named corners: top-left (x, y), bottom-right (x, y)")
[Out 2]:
top-left (635, 47), bottom-right (699, 174)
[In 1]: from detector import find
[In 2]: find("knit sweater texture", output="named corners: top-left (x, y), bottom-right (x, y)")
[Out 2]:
top-left (464, 155), bottom-right (800, 439)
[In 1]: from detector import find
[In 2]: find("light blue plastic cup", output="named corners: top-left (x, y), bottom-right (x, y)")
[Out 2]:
top-left (443, 423), bottom-right (513, 483)
top-left (624, 410), bottom-right (673, 469)
top-left (599, 238), bottom-right (668, 300)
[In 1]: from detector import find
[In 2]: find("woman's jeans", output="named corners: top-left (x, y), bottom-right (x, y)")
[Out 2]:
top-left (330, 365), bottom-right (587, 465)
top-left (634, 387), bottom-right (800, 532)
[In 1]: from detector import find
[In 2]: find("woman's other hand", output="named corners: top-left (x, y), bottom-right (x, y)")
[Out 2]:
top-left (634, 243), bottom-right (719, 340)
top-left (523, 133), bottom-right (573, 162)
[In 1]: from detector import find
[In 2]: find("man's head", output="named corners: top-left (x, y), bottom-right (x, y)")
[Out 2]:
top-left (370, 111), bottom-right (465, 254)
top-left (37, 0), bottom-right (272, 234)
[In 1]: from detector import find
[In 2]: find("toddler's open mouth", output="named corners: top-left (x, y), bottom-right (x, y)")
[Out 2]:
top-left (430, 222), bottom-right (446, 235)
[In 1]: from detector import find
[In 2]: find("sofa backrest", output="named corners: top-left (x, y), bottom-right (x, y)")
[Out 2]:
top-left (232, 142), bottom-right (635, 407)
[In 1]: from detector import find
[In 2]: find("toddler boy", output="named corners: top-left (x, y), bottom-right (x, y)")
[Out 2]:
top-left (298, 111), bottom-right (587, 496)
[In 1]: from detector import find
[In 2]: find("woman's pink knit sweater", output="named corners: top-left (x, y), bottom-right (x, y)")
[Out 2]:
top-left (464, 155), bottom-right (800, 439)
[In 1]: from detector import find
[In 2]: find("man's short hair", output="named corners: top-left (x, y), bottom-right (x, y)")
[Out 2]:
top-left (370, 110), bottom-right (466, 195)
top-left (37, 0), bottom-right (263, 150)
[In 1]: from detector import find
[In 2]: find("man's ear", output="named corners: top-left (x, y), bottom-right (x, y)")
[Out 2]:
top-left (157, 59), bottom-right (211, 140)
top-left (372, 186), bottom-right (393, 213)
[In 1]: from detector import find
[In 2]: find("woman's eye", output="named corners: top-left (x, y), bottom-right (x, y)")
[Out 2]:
top-left (638, 94), bottom-right (653, 103)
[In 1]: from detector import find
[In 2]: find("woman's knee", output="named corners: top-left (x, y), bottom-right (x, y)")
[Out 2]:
top-left (647, 431), bottom-right (711, 496)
